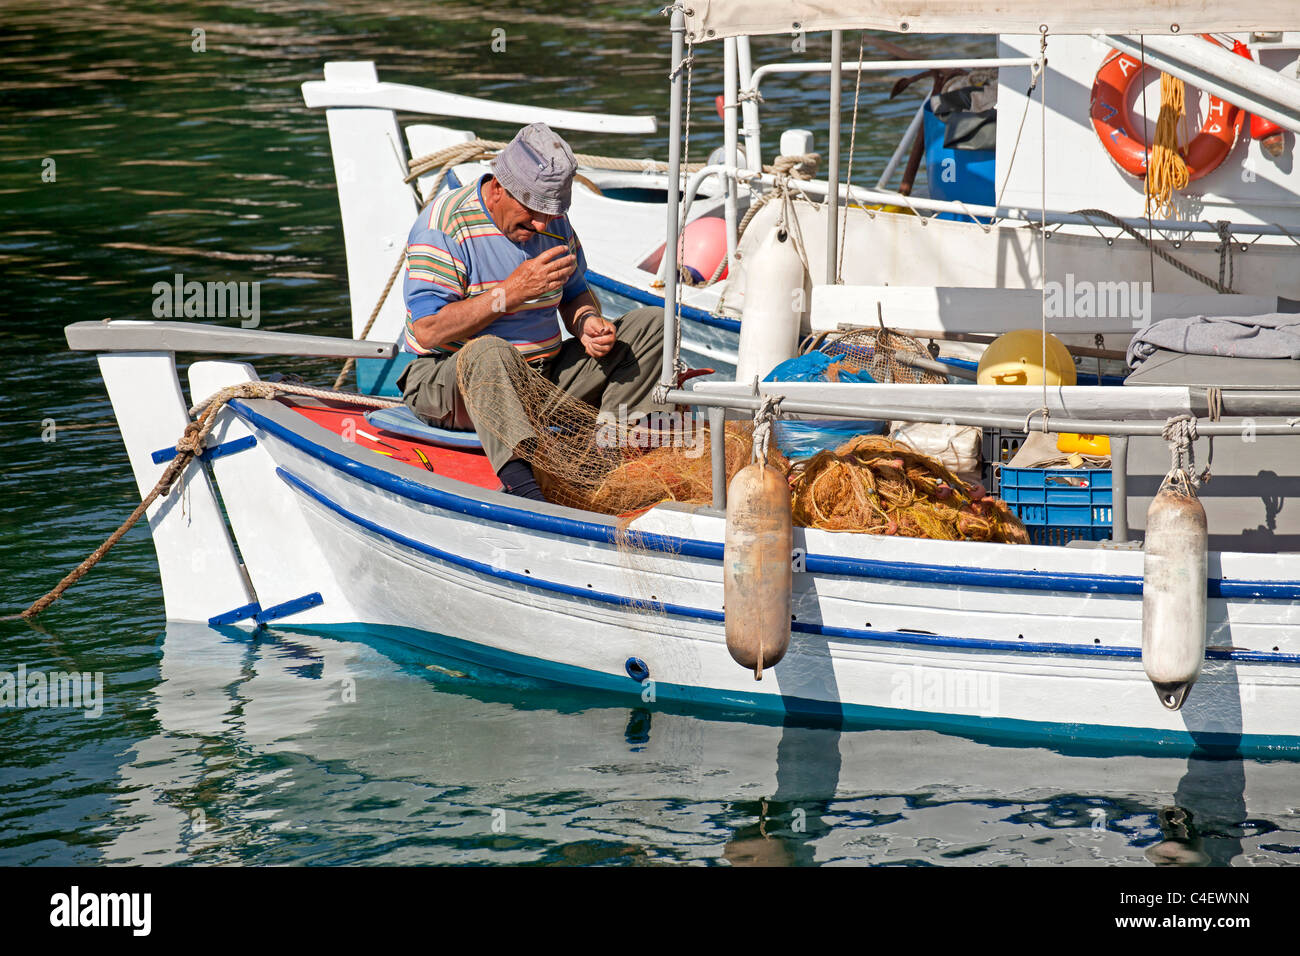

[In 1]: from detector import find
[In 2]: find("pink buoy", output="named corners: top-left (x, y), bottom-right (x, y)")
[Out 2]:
top-left (645, 217), bottom-right (728, 282)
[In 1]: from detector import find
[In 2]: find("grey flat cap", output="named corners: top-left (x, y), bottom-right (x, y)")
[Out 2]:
top-left (491, 123), bottom-right (577, 216)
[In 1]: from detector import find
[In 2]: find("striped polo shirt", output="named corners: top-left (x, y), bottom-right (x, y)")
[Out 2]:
top-left (402, 174), bottom-right (590, 363)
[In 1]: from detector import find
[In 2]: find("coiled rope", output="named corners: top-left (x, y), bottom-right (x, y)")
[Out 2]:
top-left (9, 382), bottom-right (399, 621)
top-left (1145, 72), bottom-right (1190, 220)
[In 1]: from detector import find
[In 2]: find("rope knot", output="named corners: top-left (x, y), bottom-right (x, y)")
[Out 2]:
top-left (751, 394), bottom-right (783, 464)
top-left (770, 152), bottom-right (820, 180)
top-left (174, 424), bottom-right (206, 457)
top-left (1161, 413), bottom-right (1209, 490)
top-left (1023, 406), bottom-right (1051, 434)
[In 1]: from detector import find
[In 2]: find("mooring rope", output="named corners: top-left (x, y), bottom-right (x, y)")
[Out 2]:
top-left (836, 32), bottom-right (868, 286)
top-left (333, 246), bottom-right (407, 389)
top-left (8, 382), bottom-right (400, 621)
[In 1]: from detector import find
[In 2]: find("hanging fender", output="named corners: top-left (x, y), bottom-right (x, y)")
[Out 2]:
top-left (1229, 39), bottom-right (1288, 157)
top-left (1090, 35), bottom-right (1245, 182)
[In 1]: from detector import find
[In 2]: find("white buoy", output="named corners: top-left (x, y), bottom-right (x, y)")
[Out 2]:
top-left (723, 461), bottom-right (793, 679)
top-left (1141, 482), bottom-right (1209, 710)
top-left (734, 225), bottom-right (806, 384)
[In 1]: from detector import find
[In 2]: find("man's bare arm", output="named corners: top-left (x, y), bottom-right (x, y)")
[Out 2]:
top-left (409, 246), bottom-right (576, 351)
top-left (559, 289), bottom-right (617, 359)
top-left (558, 289), bottom-right (602, 337)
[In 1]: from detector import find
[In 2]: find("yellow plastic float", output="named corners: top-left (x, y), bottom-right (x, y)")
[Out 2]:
top-left (976, 330), bottom-right (1077, 387)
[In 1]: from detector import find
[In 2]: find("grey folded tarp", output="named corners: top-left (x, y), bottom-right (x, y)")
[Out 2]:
top-left (1127, 313), bottom-right (1300, 368)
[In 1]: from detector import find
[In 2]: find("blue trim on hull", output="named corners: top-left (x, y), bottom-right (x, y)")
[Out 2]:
top-left (285, 621), bottom-right (1300, 759)
top-left (254, 591), bottom-right (324, 624)
top-left (230, 398), bottom-right (1300, 603)
top-left (209, 600), bottom-right (262, 627)
top-left (151, 433), bottom-right (257, 465)
top-left (584, 272), bottom-right (741, 333)
top-left (276, 464), bottom-right (1300, 666)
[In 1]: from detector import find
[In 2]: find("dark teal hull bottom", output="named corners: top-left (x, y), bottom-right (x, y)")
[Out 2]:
top-left (250, 621), bottom-right (1300, 761)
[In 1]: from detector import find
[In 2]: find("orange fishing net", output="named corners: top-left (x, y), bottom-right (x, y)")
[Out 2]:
top-left (455, 336), bottom-right (781, 515)
top-left (456, 338), bottom-right (1026, 543)
top-left (789, 435), bottom-right (1030, 543)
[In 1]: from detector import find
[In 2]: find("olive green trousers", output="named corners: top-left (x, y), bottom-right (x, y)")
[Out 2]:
top-left (397, 306), bottom-right (673, 472)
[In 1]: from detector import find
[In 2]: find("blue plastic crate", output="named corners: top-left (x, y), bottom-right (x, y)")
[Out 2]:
top-left (997, 466), bottom-right (1112, 545)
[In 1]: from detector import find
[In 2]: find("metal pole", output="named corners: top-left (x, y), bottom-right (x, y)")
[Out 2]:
top-left (825, 30), bottom-right (842, 285)
top-left (661, 7), bottom-right (685, 389)
top-left (709, 405), bottom-right (727, 510)
top-left (748, 57), bottom-right (1041, 93)
top-left (876, 99), bottom-right (926, 189)
top-left (723, 38), bottom-right (740, 270)
top-left (707, 168), bottom-right (1294, 237)
top-left (1110, 434), bottom-right (1129, 543)
top-left (663, 387), bottom-right (1300, 437)
top-left (737, 35), bottom-right (761, 170)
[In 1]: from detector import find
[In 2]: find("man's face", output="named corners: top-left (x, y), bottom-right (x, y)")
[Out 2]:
top-left (487, 177), bottom-right (559, 243)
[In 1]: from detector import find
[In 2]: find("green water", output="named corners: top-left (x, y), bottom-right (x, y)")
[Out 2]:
top-left (1, 1), bottom-right (1297, 866)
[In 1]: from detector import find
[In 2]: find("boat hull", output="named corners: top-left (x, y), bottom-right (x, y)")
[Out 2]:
top-left (226, 395), bottom-right (1300, 757)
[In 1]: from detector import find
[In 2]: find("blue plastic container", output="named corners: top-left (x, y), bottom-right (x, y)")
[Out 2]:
top-left (921, 102), bottom-right (995, 222)
top-left (997, 466), bottom-right (1113, 546)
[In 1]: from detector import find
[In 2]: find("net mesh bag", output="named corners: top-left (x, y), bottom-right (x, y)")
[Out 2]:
top-left (818, 327), bottom-right (946, 385)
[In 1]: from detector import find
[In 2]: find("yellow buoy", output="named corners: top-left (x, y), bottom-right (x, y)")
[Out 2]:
top-left (723, 462), bottom-right (793, 679)
top-left (976, 330), bottom-right (1077, 386)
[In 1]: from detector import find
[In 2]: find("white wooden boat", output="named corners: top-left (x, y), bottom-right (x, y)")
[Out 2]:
top-left (60, 3), bottom-right (1300, 757)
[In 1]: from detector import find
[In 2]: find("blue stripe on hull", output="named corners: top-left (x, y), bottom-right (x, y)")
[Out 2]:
top-left (230, 398), bottom-right (1300, 603)
top-left (275, 465), bottom-right (1300, 666)
top-left (583, 272), bottom-right (741, 333)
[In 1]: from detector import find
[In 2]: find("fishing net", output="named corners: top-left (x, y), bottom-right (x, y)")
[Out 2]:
top-left (817, 327), bottom-right (947, 385)
top-left (455, 336), bottom-right (782, 517)
top-left (456, 337), bottom-right (1026, 544)
top-left (789, 434), bottom-right (1030, 544)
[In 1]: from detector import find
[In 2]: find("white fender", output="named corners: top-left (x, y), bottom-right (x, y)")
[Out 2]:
top-left (734, 226), bottom-right (806, 384)
top-left (723, 462), bottom-right (793, 679)
top-left (1141, 483), bottom-right (1209, 710)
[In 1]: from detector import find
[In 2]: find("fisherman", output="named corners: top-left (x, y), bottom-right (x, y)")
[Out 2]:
top-left (397, 122), bottom-right (670, 500)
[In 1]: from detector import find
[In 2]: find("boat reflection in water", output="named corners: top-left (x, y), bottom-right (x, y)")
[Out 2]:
top-left (97, 623), bottom-right (1297, 866)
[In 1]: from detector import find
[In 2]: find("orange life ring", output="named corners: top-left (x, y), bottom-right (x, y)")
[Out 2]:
top-left (1090, 35), bottom-right (1245, 182)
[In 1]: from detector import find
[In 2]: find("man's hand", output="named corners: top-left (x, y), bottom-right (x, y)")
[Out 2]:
top-left (501, 246), bottom-right (576, 312)
top-left (578, 313), bottom-right (617, 359)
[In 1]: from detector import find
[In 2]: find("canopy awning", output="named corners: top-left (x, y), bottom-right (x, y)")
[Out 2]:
top-left (681, 2), bottom-right (1300, 42)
